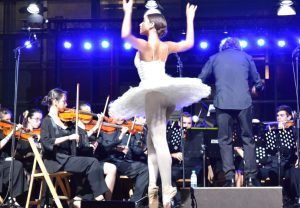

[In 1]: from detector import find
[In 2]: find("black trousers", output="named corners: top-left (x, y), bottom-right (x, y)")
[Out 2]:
top-left (113, 160), bottom-right (148, 202)
top-left (285, 167), bottom-right (300, 199)
top-left (216, 107), bottom-right (257, 180)
top-left (62, 156), bottom-right (108, 198)
top-left (0, 160), bottom-right (28, 198)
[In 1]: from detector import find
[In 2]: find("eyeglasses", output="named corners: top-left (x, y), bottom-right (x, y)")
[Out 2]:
top-left (31, 117), bottom-right (42, 121)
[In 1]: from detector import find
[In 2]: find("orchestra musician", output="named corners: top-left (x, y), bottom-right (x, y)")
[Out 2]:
top-left (77, 102), bottom-right (117, 201)
top-left (40, 88), bottom-right (108, 205)
top-left (94, 117), bottom-right (149, 203)
top-left (0, 108), bottom-right (28, 206)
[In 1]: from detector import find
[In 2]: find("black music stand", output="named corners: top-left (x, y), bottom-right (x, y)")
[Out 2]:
top-left (264, 127), bottom-right (297, 185)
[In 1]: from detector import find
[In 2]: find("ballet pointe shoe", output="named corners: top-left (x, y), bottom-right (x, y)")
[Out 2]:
top-left (148, 185), bottom-right (159, 208)
top-left (162, 186), bottom-right (177, 208)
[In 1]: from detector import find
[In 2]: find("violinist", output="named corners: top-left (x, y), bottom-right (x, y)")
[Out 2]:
top-left (77, 102), bottom-right (117, 201)
top-left (258, 105), bottom-right (297, 186)
top-left (276, 105), bottom-right (294, 129)
top-left (274, 105), bottom-right (300, 206)
top-left (129, 117), bottom-right (147, 164)
top-left (96, 117), bottom-right (149, 203)
top-left (16, 109), bottom-right (43, 172)
top-left (0, 108), bottom-right (28, 205)
top-left (40, 88), bottom-right (108, 204)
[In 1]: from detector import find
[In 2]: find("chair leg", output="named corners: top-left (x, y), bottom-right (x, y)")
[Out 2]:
top-left (26, 157), bottom-right (37, 208)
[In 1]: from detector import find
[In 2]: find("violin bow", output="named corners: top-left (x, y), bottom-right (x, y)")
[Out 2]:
top-left (125, 116), bottom-right (137, 148)
top-left (75, 83), bottom-right (80, 146)
top-left (96, 95), bottom-right (110, 138)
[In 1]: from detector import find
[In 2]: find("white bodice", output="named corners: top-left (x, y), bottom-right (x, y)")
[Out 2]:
top-left (134, 52), bottom-right (167, 81)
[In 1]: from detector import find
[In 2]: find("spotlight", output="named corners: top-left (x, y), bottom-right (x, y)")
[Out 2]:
top-left (101, 40), bottom-right (110, 49)
top-left (257, 39), bottom-right (266, 47)
top-left (277, 40), bottom-right (286, 47)
top-left (277, 0), bottom-right (296, 16)
top-left (27, 3), bottom-right (40, 14)
top-left (63, 41), bottom-right (72, 49)
top-left (298, 38), bottom-right (300, 44)
top-left (239, 40), bottom-right (248, 48)
top-left (24, 40), bottom-right (32, 49)
top-left (83, 41), bottom-right (92, 50)
top-left (199, 41), bottom-right (209, 49)
top-left (124, 42), bottom-right (132, 50)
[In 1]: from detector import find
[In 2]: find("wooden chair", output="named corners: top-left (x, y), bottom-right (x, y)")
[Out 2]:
top-left (26, 138), bottom-right (72, 208)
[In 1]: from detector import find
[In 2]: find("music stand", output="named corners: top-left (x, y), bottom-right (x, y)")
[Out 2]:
top-left (264, 127), bottom-right (297, 185)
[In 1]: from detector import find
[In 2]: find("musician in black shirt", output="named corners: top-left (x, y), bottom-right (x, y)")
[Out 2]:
top-left (40, 88), bottom-right (108, 203)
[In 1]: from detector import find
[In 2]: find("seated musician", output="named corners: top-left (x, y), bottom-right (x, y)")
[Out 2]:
top-left (167, 112), bottom-right (205, 206)
top-left (77, 102), bottom-right (117, 201)
top-left (129, 117), bottom-right (147, 164)
top-left (40, 88), bottom-right (108, 205)
top-left (17, 109), bottom-right (43, 173)
top-left (0, 108), bottom-right (28, 205)
top-left (273, 105), bottom-right (300, 206)
top-left (258, 105), bottom-right (296, 186)
top-left (94, 117), bottom-right (149, 203)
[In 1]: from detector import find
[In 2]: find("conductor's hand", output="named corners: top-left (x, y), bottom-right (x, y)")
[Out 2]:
top-left (186, 3), bottom-right (198, 21)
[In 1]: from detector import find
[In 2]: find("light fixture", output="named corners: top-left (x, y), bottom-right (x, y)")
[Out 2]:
top-left (124, 42), bottom-right (132, 50)
top-left (239, 40), bottom-right (248, 48)
top-left (27, 3), bottom-right (40, 14)
top-left (199, 41), bottom-right (209, 49)
top-left (277, 0), bottom-right (296, 16)
top-left (257, 39), bottom-right (266, 47)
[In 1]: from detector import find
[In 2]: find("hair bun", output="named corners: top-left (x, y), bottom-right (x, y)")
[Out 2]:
top-left (41, 95), bottom-right (50, 106)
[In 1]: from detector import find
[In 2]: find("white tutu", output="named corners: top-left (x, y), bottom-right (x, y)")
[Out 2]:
top-left (109, 53), bottom-right (211, 119)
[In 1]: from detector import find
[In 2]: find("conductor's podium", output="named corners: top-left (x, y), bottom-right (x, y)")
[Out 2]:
top-left (180, 186), bottom-right (282, 208)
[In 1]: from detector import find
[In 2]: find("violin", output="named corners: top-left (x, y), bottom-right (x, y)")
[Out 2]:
top-left (84, 116), bottom-right (144, 134)
top-left (263, 120), bottom-right (295, 130)
top-left (0, 119), bottom-right (40, 141)
top-left (58, 108), bottom-right (97, 124)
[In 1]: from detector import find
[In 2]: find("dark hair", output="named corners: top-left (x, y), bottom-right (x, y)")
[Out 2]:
top-left (276, 105), bottom-right (292, 116)
top-left (181, 112), bottom-right (192, 119)
top-left (0, 108), bottom-right (12, 120)
top-left (219, 37), bottom-right (242, 52)
top-left (42, 88), bottom-right (67, 107)
top-left (147, 13), bottom-right (168, 38)
top-left (79, 102), bottom-right (91, 111)
top-left (22, 108), bottom-right (43, 127)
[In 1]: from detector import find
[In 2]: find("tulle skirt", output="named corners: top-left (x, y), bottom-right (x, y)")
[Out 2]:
top-left (109, 76), bottom-right (211, 119)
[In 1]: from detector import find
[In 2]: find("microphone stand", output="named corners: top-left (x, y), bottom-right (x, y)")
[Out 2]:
top-left (292, 48), bottom-right (300, 169)
top-left (1, 36), bottom-right (38, 208)
top-left (174, 53), bottom-right (187, 188)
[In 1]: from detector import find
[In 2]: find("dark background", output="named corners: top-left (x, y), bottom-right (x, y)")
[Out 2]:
top-left (0, 0), bottom-right (299, 121)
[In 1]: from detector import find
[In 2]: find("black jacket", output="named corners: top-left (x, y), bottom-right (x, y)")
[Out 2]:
top-left (199, 49), bottom-right (264, 110)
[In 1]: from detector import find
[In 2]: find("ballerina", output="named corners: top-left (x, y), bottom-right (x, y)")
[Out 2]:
top-left (109, 1), bottom-right (211, 207)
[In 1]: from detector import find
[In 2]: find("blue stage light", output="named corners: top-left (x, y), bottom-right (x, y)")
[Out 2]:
top-left (277, 40), bottom-right (286, 47)
top-left (63, 41), bottom-right (72, 49)
top-left (239, 40), bottom-right (248, 48)
top-left (199, 41), bottom-right (208, 49)
top-left (24, 40), bottom-right (32, 49)
top-left (124, 42), bottom-right (132, 50)
top-left (257, 39), bottom-right (266, 47)
top-left (83, 41), bottom-right (92, 50)
top-left (101, 40), bottom-right (110, 49)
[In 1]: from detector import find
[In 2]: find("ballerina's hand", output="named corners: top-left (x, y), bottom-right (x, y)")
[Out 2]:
top-left (123, 0), bottom-right (133, 13)
top-left (186, 3), bottom-right (198, 21)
